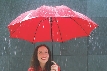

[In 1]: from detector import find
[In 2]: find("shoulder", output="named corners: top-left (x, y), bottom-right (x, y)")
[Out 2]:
top-left (28, 67), bottom-right (35, 71)
top-left (58, 65), bottom-right (61, 71)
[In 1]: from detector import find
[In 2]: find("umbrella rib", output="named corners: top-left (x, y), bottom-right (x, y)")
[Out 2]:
top-left (54, 17), bottom-right (63, 42)
top-left (10, 23), bottom-right (23, 37)
top-left (69, 17), bottom-right (89, 36)
top-left (33, 17), bottom-right (49, 43)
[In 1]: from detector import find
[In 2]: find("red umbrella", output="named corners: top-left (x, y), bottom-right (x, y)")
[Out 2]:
top-left (8, 5), bottom-right (98, 43)
top-left (8, 5), bottom-right (98, 59)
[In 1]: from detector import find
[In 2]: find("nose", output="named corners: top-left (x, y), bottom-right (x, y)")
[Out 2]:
top-left (41, 52), bottom-right (47, 57)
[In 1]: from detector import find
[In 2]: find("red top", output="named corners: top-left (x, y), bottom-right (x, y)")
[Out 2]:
top-left (28, 66), bottom-right (60, 71)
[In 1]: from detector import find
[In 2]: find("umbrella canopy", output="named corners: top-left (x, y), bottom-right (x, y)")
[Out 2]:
top-left (8, 5), bottom-right (98, 43)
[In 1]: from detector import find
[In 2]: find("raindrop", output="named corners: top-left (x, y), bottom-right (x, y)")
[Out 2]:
top-left (19, 24), bottom-right (22, 26)
top-left (2, 52), bottom-right (3, 55)
top-left (43, 25), bottom-right (44, 28)
top-left (89, 35), bottom-right (91, 38)
top-left (15, 46), bottom-right (17, 49)
top-left (62, 48), bottom-right (64, 49)
top-left (94, 27), bottom-right (97, 29)
top-left (3, 67), bottom-right (4, 70)
top-left (60, 51), bottom-right (61, 55)
top-left (14, 51), bottom-right (16, 55)
top-left (65, 64), bottom-right (66, 67)
top-left (98, 46), bottom-right (101, 49)
top-left (34, 37), bottom-right (36, 40)
top-left (45, 12), bottom-right (47, 15)
top-left (4, 47), bottom-right (5, 50)
top-left (68, 11), bottom-right (71, 13)
top-left (22, 12), bottom-right (31, 21)
top-left (62, 10), bottom-right (64, 12)
top-left (68, 14), bottom-right (71, 17)
top-left (101, 51), bottom-right (102, 54)
top-left (5, 51), bottom-right (6, 54)
top-left (57, 38), bottom-right (59, 41)
top-left (22, 53), bottom-right (23, 55)
top-left (15, 35), bottom-right (18, 38)
top-left (66, 58), bottom-right (67, 61)
top-left (93, 47), bottom-right (96, 51)
top-left (18, 39), bottom-right (20, 42)
top-left (90, 25), bottom-right (91, 27)
top-left (4, 38), bottom-right (6, 41)
top-left (57, 32), bottom-right (59, 34)
top-left (39, 24), bottom-right (40, 26)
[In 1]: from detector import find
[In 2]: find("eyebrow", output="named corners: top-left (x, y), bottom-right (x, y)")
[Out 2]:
top-left (38, 50), bottom-right (48, 52)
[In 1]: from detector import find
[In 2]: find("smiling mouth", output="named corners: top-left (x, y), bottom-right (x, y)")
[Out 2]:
top-left (41, 57), bottom-right (46, 60)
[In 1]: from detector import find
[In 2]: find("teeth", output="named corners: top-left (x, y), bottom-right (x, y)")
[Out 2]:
top-left (41, 57), bottom-right (46, 60)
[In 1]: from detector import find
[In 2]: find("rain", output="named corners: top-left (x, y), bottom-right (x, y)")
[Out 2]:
top-left (0, 0), bottom-right (107, 71)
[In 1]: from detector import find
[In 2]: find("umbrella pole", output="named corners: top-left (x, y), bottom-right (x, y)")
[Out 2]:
top-left (87, 37), bottom-right (89, 71)
top-left (50, 17), bottom-right (53, 60)
top-left (52, 42), bottom-right (53, 60)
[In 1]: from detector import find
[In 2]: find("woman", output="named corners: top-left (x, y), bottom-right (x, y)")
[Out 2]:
top-left (28, 44), bottom-right (60, 71)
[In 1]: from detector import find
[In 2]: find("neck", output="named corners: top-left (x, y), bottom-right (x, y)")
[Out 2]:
top-left (40, 63), bottom-right (45, 70)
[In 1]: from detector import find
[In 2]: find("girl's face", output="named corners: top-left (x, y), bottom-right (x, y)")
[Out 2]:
top-left (37, 46), bottom-right (49, 64)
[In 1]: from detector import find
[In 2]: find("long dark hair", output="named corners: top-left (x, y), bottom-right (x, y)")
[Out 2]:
top-left (30, 44), bottom-right (52, 71)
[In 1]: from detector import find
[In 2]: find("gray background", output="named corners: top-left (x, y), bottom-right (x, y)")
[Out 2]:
top-left (0, 0), bottom-right (107, 71)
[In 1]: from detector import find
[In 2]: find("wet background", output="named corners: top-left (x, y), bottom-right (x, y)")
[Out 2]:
top-left (0, 0), bottom-right (107, 71)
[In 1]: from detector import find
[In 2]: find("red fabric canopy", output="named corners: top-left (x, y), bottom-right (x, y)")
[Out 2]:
top-left (8, 5), bottom-right (98, 43)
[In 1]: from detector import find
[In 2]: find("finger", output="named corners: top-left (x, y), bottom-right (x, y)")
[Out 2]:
top-left (51, 61), bottom-right (56, 65)
top-left (51, 67), bottom-right (57, 70)
top-left (51, 67), bottom-right (55, 70)
top-left (51, 69), bottom-right (56, 71)
top-left (51, 65), bottom-right (57, 67)
top-left (51, 65), bottom-right (58, 69)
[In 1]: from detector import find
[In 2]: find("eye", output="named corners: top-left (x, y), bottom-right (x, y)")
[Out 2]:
top-left (38, 51), bottom-right (42, 54)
